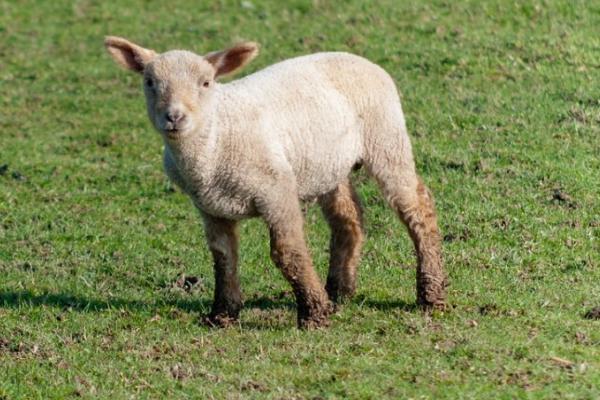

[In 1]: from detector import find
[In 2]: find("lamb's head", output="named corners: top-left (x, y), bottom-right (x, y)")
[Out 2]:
top-left (104, 36), bottom-right (259, 139)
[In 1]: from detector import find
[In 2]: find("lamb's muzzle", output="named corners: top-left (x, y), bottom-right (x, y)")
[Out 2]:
top-left (104, 36), bottom-right (447, 328)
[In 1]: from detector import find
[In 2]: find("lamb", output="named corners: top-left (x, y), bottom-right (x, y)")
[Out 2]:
top-left (104, 36), bottom-right (447, 329)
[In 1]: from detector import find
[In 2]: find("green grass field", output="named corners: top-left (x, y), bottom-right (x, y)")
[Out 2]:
top-left (1, 0), bottom-right (599, 398)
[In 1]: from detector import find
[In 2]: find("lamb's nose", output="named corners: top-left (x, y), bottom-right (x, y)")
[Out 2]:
top-left (166, 110), bottom-right (185, 124)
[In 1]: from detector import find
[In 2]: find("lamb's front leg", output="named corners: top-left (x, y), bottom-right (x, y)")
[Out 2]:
top-left (201, 213), bottom-right (242, 327)
top-left (258, 191), bottom-right (333, 329)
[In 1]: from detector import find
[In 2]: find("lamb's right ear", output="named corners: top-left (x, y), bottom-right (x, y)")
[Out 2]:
top-left (104, 36), bottom-right (156, 73)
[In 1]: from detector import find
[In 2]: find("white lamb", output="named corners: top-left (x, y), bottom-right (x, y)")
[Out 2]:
top-left (105, 36), bottom-right (447, 328)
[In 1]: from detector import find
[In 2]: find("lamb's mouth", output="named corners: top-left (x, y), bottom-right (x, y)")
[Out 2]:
top-left (164, 128), bottom-right (181, 138)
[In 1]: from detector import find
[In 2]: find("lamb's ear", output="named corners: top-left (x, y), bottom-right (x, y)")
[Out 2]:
top-left (204, 42), bottom-right (259, 78)
top-left (104, 36), bottom-right (156, 73)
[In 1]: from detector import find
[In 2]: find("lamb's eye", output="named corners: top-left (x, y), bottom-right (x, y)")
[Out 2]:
top-left (202, 80), bottom-right (210, 88)
top-left (145, 78), bottom-right (154, 88)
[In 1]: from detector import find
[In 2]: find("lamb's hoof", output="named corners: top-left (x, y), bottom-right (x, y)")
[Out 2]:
top-left (202, 313), bottom-right (238, 328)
top-left (298, 314), bottom-right (331, 329)
top-left (417, 293), bottom-right (447, 313)
top-left (417, 300), bottom-right (447, 313)
top-left (297, 301), bottom-right (334, 330)
top-left (417, 277), bottom-right (448, 313)
top-left (325, 284), bottom-right (356, 306)
top-left (203, 299), bottom-right (242, 327)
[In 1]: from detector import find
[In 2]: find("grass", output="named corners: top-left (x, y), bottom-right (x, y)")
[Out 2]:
top-left (1, 0), bottom-right (599, 398)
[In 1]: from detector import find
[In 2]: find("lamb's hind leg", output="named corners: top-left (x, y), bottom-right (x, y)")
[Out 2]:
top-left (202, 213), bottom-right (242, 326)
top-left (318, 181), bottom-right (364, 303)
top-left (369, 165), bottom-right (447, 309)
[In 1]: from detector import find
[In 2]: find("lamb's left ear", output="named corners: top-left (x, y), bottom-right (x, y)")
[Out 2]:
top-left (204, 42), bottom-right (259, 78)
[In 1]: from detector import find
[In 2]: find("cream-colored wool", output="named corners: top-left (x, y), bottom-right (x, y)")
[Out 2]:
top-left (105, 37), bottom-right (446, 328)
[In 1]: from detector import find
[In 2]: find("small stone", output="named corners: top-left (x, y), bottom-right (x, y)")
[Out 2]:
top-left (241, 0), bottom-right (255, 9)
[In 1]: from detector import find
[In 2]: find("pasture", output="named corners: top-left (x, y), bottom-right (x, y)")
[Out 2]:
top-left (1, 0), bottom-right (599, 398)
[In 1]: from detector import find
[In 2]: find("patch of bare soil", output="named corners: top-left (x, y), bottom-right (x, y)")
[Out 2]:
top-left (174, 274), bottom-right (203, 293)
top-left (551, 188), bottom-right (577, 209)
top-left (584, 307), bottom-right (600, 320)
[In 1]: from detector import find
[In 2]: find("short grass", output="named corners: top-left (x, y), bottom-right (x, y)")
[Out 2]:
top-left (1, 0), bottom-right (599, 398)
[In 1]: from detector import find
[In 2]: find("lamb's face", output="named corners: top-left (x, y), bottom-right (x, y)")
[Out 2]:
top-left (144, 51), bottom-right (216, 139)
top-left (105, 36), bottom-right (259, 140)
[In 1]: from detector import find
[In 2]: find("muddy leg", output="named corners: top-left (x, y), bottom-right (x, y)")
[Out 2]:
top-left (390, 176), bottom-right (446, 309)
top-left (363, 100), bottom-right (447, 309)
top-left (318, 181), bottom-right (364, 303)
top-left (202, 213), bottom-right (242, 326)
top-left (259, 193), bottom-right (332, 329)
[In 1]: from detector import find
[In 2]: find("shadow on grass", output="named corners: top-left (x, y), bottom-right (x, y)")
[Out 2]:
top-left (357, 299), bottom-right (418, 312)
top-left (0, 290), bottom-right (295, 314)
top-left (0, 291), bottom-right (420, 330)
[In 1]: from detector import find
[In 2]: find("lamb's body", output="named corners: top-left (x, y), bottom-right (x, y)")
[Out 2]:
top-left (105, 37), bottom-right (446, 328)
top-left (164, 52), bottom-right (413, 220)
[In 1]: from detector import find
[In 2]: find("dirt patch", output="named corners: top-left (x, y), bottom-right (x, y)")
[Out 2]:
top-left (443, 227), bottom-right (471, 242)
top-left (433, 339), bottom-right (458, 352)
top-left (0, 338), bottom-right (42, 358)
top-left (0, 338), bottom-right (10, 351)
top-left (11, 170), bottom-right (25, 181)
top-left (241, 380), bottom-right (268, 392)
top-left (575, 331), bottom-right (588, 344)
top-left (74, 376), bottom-right (97, 397)
top-left (584, 307), bottom-right (600, 320)
top-left (202, 313), bottom-right (238, 328)
top-left (472, 159), bottom-right (490, 174)
top-left (493, 217), bottom-right (511, 230)
top-left (506, 370), bottom-right (535, 391)
top-left (551, 188), bottom-right (577, 209)
top-left (478, 303), bottom-right (499, 316)
top-left (174, 274), bottom-right (203, 293)
top-left (170, 364), bottom-right (191, 381)
top-left (566, 107), bottom-right (591, 124)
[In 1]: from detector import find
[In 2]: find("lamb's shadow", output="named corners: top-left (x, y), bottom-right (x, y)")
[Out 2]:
top-left (0, 290), bottom-right (294, 314)
top-left (357, 299), bottom-right (418, 312)
top-left (0, 291), bottom-right (419, 329)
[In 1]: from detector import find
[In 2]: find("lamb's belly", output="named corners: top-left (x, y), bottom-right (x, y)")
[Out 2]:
top-left (295, 151), bottom-right (360, 200)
